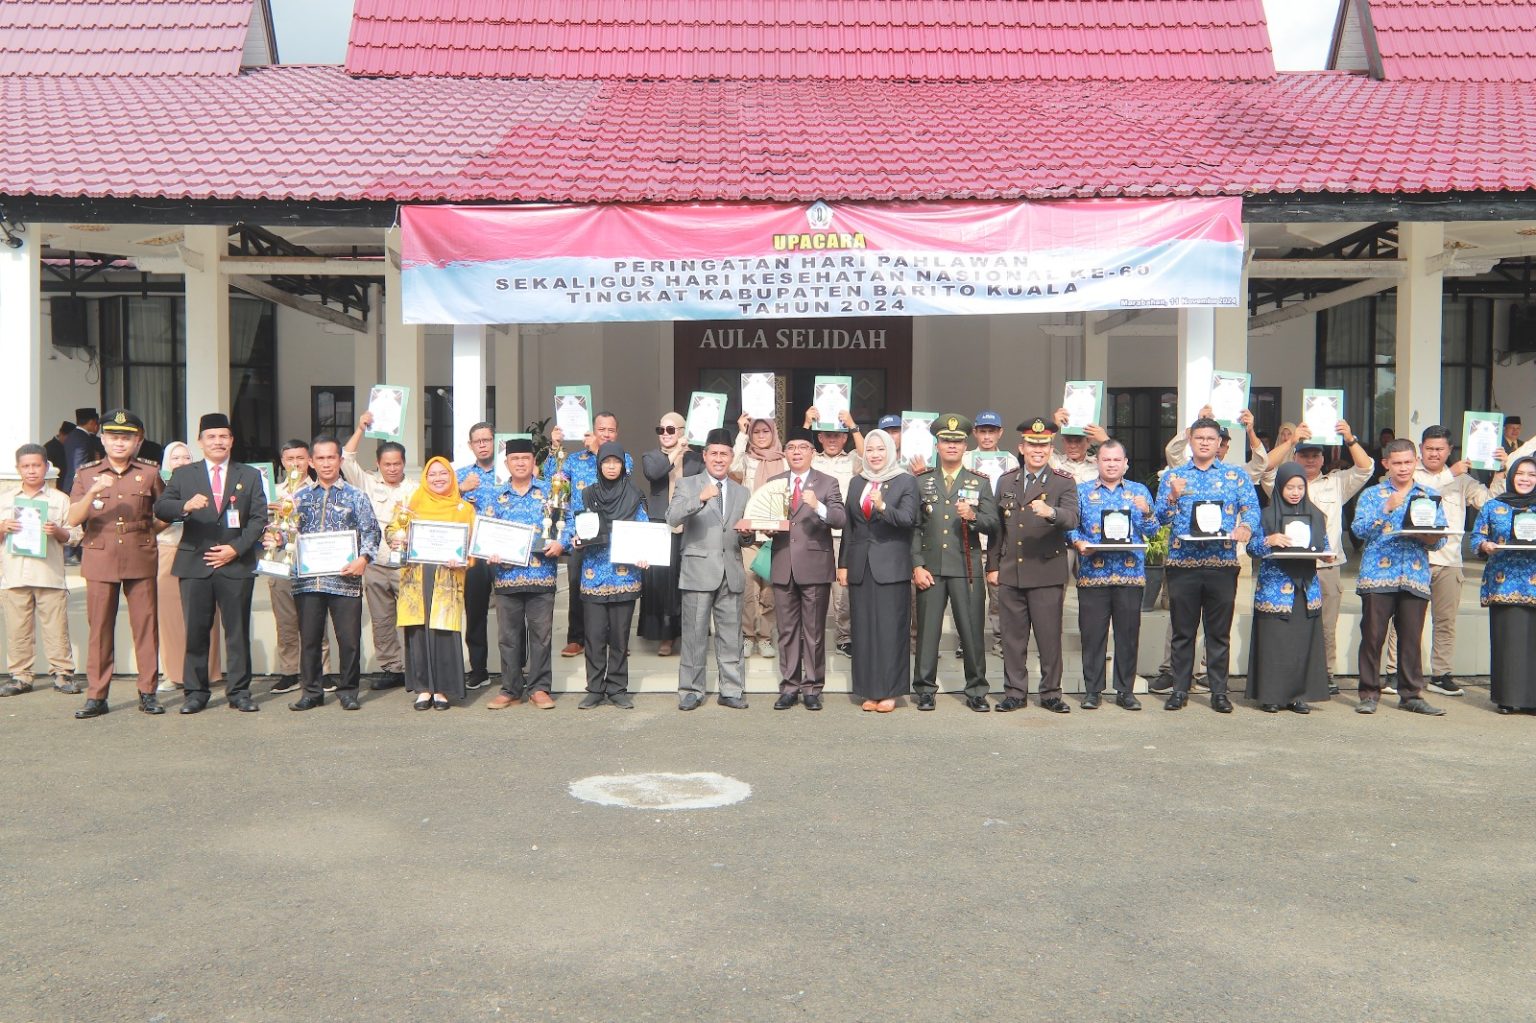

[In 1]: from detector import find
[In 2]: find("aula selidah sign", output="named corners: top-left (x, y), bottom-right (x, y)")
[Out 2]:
top-left (400, 197), bottom-right (1243, 325)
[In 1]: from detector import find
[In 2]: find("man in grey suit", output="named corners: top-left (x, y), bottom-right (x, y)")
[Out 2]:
top-left (768, 430), bottom-right (848, 710)
top-left (667, 429), bottom-right (754, 710)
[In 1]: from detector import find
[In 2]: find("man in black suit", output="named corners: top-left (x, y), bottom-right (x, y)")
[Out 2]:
top-left (154, 413), bottom-right (269, 713)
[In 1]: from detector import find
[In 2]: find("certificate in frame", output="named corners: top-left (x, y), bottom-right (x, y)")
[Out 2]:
top-left (469, 516), bottom-right (538, 566)
top-left (1061, 380), bottom-right (1104, 436)
top-left (364, 384), bottom-right (411, 442)
top-left (295, 530), bottom-right (359, 577)
top-left (407, 520), bottom-right (470, 565)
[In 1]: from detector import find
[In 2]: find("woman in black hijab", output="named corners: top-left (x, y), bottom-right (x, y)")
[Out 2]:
top-left (1470, 455), bottom-right (1536, 713)
top-left (561, 442), bottom-right (650, 708)
top-left (1245, 462), bottom-right (1331, 712)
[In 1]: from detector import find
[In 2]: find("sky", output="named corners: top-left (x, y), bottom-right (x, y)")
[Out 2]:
top-left (269, 0), bottom-right (1341, 71)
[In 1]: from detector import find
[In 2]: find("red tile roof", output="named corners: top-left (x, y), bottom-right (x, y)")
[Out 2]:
top-left (0, 0), bottom-right (255, 77)
top-left (4, 67), bottom-right (1534, 204)
top-left (1367, 0), bottom-right (1536, 82)
top-left (346, 0), bottom-right (1276, 81)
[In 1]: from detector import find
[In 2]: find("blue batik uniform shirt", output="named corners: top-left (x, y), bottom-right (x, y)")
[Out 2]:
top-left (1469, 502), bottom-right (1536, 607)
top-left (488, 479), bottom-right (558, 592)
top-left (544, 448), bottom-right (634, 496)
top-left (1351, 479), bottom-right (1447, 599)
top-left (1068, 478), bottom-right (1158, 586)
top-left (1155, 460), bottom-right (1261, 568)
top-left (291, 479), bottom-right (382, 598)
top-left (457, 463), bottom-right (500, 516)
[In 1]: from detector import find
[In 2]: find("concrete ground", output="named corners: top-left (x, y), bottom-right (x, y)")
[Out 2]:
top-left (3, 680), bottom-right (1534, 1023)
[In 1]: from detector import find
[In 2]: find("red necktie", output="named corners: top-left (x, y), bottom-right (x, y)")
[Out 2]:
top-left (861, 485), bottom-right (874, 518)
top-left (210, 463), bottom-right (224, 509)
top-left (791, 475), bottom-right (802, 513)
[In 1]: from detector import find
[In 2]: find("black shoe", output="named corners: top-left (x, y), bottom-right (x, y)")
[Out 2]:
top-left (1210, 692), bottom-right (1233, 714)
top-left (1497, 705), bottom-right (1515, 714)
top-left (1289, 701), bottom-right (1311, 714)
top-left (465, 670), bottom-right (490, 691)
top-left (717, 696), bottom-right (749, 709)
top-left (966, 695), bottom-right (991, 713)
top-left (609, 692), bottom-right (634, 709)
top-left (954, 647), bottom-right (965, 659)
top-left (773, 692), bottom-right (799, 710)
top-left (338, 693), bottom-right (361, 711)
top-left (1427, 675), bottom-right (1465, 697)
top-left (1041, 697), bottom-right (1071, 714)
top-left (836, 642), bottom-right (852, 656)
top-left (1165, 691), bottom-right (1188, 711)
top-left (1399, 696), bottom-right (1445, 716)
top-left (1147, 673), bottom-right (1174, 695)
top-left (915, 693), bottom-right (936, 711)
top-left (994, 696), bottom-right (1025, 713)
top-left (414, 694), bottom-right (433, 711)
top-left (289, 694), bottom-right (325, 711)
top-left (180, 693), bottom-right (209, 715)
top-left (679, 693), bottom-right (704, 711)
top-left (1115, 693), bottom-right (1142, 711)
top-left (803, 694), bottom-right (823, 711)
top-left (433, 696), bottom-right (451, 711)
top-left (1081, 692), bottom-right (1102, 710)
top-left (578, 692), bottom-right (605, 709)
top-left (75, 698), bottom-right (109, 719)
top-left (1261, 704), bottom-right (1281, 713)
top-left (138, 693), bottom-right (165, 715)
top-left (269, 675), bottom-right (300, 695)
top-left (370, 672), bottom-right (405, 691)
top-left (228, 694), bottom-right (259, 713)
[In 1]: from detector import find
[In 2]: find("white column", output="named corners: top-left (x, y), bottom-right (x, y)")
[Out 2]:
top-left (1394, 221), bottom-right (1445, 437)
top-left (181, 225), bottom-right (230, 445)
top-left (0, 227), bottom-right (43, 448)
top-left (1082, 312), bottom-right (1109, 383)
top-left (384, 229), bottom-right (425, 465)
top-left (493, 325), bottom-right (522, 433)
top-left (1176, 307), bottom-right (1216, 434)
top-left (452, 323), bottom-right (488, 465)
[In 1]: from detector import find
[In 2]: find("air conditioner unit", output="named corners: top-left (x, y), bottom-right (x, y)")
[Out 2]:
top-left (49, 296), bottom-right (91, 350)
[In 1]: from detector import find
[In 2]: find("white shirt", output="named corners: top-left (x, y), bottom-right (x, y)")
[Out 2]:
top-left (788, 471), bottom-right (829, 520)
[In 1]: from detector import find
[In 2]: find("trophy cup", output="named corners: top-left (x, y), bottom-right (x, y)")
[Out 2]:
top-left (256, 474), bottom-right (304, 577)
top-left (542, 449), bottom-right (570, 544)
top-left (379, 504), bottom-right (412, 568)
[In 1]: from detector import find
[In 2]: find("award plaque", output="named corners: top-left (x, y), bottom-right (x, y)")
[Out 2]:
top-left (1490, 510), bottom-right (1536, 550)
top-left (1181, 499), bottom-right (1226, 540)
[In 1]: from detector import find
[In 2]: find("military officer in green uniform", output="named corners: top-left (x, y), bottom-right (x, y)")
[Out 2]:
top-left (911, 414), bottom-right (999, 711)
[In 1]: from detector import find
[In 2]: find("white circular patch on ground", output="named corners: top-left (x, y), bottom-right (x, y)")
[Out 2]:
top-left (569, 772), bottom-right (751, 810)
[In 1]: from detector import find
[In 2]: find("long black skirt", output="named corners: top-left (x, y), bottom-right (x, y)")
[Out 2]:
top-left (404, 569), bottom-right (466, 700)
top-left (849, 574), bottom-right (912, 700)
top-left (1490, 605), bottom-right (1536, 710)
top-left (637, 533), bottom-right (683, 641)
top-left (1245, 589), bottom-right (1329, 706)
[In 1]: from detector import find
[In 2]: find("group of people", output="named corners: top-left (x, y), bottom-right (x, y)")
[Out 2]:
top-left (3, 398), bottom-right (1535, 720)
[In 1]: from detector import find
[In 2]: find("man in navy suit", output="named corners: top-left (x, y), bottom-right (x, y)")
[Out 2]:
top-left (154, 413), bottom-right (269, 713)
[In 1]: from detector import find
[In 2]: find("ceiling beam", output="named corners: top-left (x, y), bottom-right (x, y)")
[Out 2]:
top-left (229, 274), bottom-right (367, 332)
top-left (221, 256), bottom-right (386, 276)
top-left (1248, 258), bottom-right (1405, 279)
top-left (1247, 278), bottom-right (1395, 330)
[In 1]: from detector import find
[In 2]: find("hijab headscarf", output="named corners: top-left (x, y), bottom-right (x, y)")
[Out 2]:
top-left (582, 442), bottom-right (645, 524)
top-left (1261, 461), bottom-right (1328, 615)
top-left (859, 429), bottom-right (906, 484)
top-left (658, 411), bottom-right (689, 499)
top-left (162, 440), bottom-right (191, 468)
top-left (1494, 455), bottom-right (1536, 511)
top-left (407, 456), bottom-right (476, 525)
top-left (747, 418), bottom-right (787, 490)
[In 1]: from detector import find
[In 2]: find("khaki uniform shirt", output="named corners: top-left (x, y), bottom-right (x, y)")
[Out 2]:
top-left (342, 450), bottom-right (419, 524)
top-left (0, 487), bottom-right (80, 588)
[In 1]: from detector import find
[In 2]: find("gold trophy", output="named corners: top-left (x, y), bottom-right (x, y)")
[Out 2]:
top-left (737, 478), bottom-right (791, 533)
top-left (256, 469), bottom-right (306, 577)
top-left (542, 447), bottom-right (570, 544)
top-left (380, 504), bottom-right (412, 568)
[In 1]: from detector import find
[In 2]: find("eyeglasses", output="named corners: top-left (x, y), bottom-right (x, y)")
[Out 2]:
top-left (655, 426), bottom-right (678, 435)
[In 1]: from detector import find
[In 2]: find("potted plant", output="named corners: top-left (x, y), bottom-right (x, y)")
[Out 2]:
top-left (1142, 524), bottom-right (1170, 611)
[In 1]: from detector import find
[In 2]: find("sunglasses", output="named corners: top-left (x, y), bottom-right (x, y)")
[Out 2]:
top-left (655, 425), bottom-right (679, 435)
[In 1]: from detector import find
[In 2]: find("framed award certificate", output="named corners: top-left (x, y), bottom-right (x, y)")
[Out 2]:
top-left (6, 497), bottom-right (50, 559)
top-left (407, 521), bottom-right (470, 565)
top-left (295, 530), bottom-right (359, 577)
top-left (610, 520), bottom-right (673, 567)
top-left (469, 517), bottom-right (538, 566)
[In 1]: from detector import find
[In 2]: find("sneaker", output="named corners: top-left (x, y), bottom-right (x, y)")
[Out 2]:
top-left (836, 642), bottom-right (852, 656)
top-left (465, 670), bottom-right (490, 691)
top-left (1147, 673), bottom-right (1174, 695)
top-left (322, 675), bottom-right (339, 693)
top-left (577, 692), bottom-right (605, 709)
top-left (1427, 675), bottom-right (1465, 697)
top-left (608, 691), bottom-right (634, 709)
top-left (157, 678), bottom-right (183, 693)
top-left (1356, 698), bottom-right (1378, 714)
top-left (1399, 696), bottom-right (1446, 716)
top-left (560, 643), bottom-right (584, 658)
top-left (1193, 676), bottom-right (1210, 693)
top-left (53, 676), bottom-right (84, 695)
top-left (269, 675), bottom-right (300, 695)
top-left (1380, 672), bottom-right (1398, 696)
top-left (369, 671), bottom-right (405, 691)
top-left (0, 679), bottom-right (33, 697)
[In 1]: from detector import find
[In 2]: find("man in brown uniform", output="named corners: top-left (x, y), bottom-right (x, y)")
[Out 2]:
top-left (987, 417), bottom-right (1080, 713)
top-left (67, 409), bottom-right (165, 718)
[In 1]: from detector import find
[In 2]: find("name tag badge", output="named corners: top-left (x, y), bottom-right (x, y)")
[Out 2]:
top-left (226, 508), bottom-right (241, 529)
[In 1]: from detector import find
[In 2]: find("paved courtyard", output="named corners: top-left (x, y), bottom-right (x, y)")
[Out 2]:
top-left (3, 681), bottom-right (1533, 1023)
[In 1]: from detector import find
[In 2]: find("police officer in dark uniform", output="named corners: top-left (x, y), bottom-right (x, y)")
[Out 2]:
top-left (987, 417), bottom-right (1080, 713)
top-left (911, 414), bottom-right (999, 711)
top-left (66, 409), bottom-right (165, 718)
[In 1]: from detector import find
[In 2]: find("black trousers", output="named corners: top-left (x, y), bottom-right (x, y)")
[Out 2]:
top-left (180, 573), bottom-right (255, 696)
top-left (1358, 591), bottom-right (1427, 701)
top-left (463, 560), bottom-right (493, 674)
top-left (1167, 566), bottom-right (1237, 696)
top-left (564, 551), bottom-right (586, 645)
top-left (497, 590), bottom-right (555, 697)
top-left (297, 592), bottom-right (362, 697)
top-left (1078, 584), bottom-right (1144, 697)
top-left (583, 599), bottom-right (635, 694)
